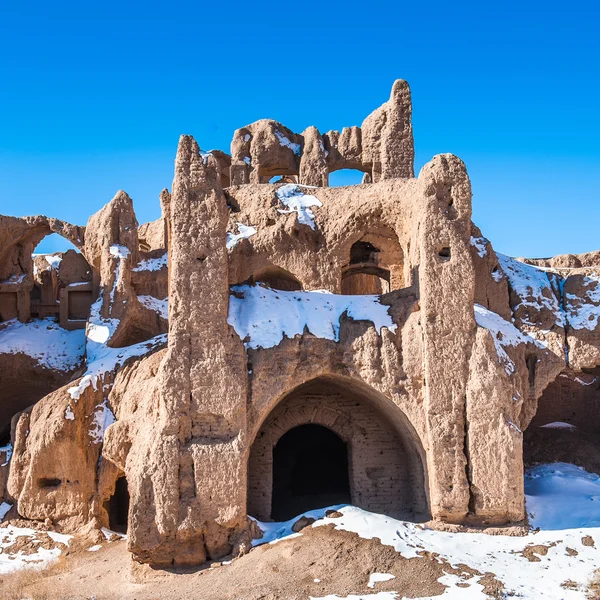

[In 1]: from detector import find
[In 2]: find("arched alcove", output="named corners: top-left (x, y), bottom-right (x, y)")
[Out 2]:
top-left (524, 367), bottom-right (600, 475)
top-left (248, 376), bottom-right (428, 522)
top-left (341, 233), bottom-right (405, 295)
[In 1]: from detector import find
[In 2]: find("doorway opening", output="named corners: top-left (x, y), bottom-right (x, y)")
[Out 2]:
top-left (271, 424), bottom-right (350, 521)
top-left (105, 476), bottom-right (130, 533)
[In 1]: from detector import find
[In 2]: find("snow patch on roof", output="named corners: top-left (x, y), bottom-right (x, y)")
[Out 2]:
top-left (474, 304), bottom-right (541, 375)
top-left (0, 318), bottom-right (85, 372)
top-left (137, 295), bottom-right (168, 320)
top-left (68, 333), bottom-right (167, 401)
top-left (497, 254), bottom-right (565, 328)
top-left (275, 130), bottom-right (301, 155)
top-left (226, 222), bottom-right (257, 250)
top-left (228, 285), bottom-right (397, 350)
top-left (133, 253), bottom-right (168, 272)
top-left (565, 275), bottom-right (600, 330)
top-left (276, 184), bottom-right (322, 230)
top-left (470, 236), bottom-right (488, 258)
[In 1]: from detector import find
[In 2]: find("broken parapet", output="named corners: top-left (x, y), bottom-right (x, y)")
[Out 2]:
top-left (230, 80), bottom-right (414, 187)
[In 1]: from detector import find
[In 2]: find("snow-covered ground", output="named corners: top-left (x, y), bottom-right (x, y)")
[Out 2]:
top-left (253, 462), bottom-right (600, 599)
top-left (228, 285), bottom-right (397, 350)
top-left (0, 525), bottom-right (72, 575)
top-left (0, 318), bottom-right (85, 372)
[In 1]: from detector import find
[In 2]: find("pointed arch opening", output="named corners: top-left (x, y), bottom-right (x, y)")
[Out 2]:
top-left (248, 376), bottom-right (429, 522)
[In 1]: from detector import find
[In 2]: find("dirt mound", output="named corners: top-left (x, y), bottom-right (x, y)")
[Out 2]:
top-left (0, 524), bottom-right (491, 600)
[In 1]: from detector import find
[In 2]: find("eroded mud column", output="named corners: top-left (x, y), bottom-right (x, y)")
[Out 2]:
top-left (417, 154), bottom-right (475, 522)
top-left (128, 136), bottom-right (249, 566)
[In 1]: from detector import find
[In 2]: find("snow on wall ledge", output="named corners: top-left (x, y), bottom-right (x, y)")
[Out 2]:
top-left (0, 318), bottom-right (85, 372)
top-left (228, 285), bottom-right (397, 350)
top-left (497, 253), bottom-right (565, 328)
top-left (474, 304), bottom-right (543, 375)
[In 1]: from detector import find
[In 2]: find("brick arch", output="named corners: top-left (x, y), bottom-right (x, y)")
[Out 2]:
top-left (247, 375), bottom-right (429, 521)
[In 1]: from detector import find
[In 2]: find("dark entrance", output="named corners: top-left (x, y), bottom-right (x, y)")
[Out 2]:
top-left (106, 476), bottom-right (130, 533)
top-left (271, 424), bottom-right (351, 521)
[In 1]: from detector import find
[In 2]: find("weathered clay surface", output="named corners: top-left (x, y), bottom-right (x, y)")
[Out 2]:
top-left (1, 79), bottom-right (600, 570)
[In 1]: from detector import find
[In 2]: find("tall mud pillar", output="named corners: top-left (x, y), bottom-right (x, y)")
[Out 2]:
top-left (417, 154), bottom-right (475, 522)
top-left (129, 136), bottom-right (249, 566)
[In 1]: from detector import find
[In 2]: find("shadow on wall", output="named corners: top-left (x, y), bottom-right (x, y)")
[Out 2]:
top-left (524, 367), bottom-right (600, 476)
top-left (104, 475), bottom-right (130, 534)
top-left (271, 424), bottom-right (351, 521)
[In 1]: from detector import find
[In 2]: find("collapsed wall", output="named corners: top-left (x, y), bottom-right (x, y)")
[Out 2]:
top-left (0, 79), bottom-right (599, 568)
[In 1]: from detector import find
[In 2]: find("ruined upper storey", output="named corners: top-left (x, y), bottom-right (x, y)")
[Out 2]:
top-left (220, 79), bottom-right (414, 187)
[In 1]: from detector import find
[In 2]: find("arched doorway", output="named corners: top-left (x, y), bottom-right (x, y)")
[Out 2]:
top-left (271, 424), bottom-right (351, 521)
top-left (248, 377), bottom-right (429, 522)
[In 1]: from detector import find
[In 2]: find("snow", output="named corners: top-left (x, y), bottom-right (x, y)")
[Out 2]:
top-left (525, 462), bottom-right (600, 529)
top-left (32, 253), bottom-right (63, 271)
top-left (132, 253), bottom-right (168, 272)
top-left (86, 296), bottom-right (119, 345)
top-left (87, 544), bottom-right (102, 552)
top-left (276, 184), bottom-right (322, 230)
top-left (226, 222), bottom-right (257, 250)
top-left (1, 273), bottom-right (25, 284)
top-left (540, 421), bottom-right (577, 430)
top-left (0, 443), bottom-right (12, 467)
top-left (68, 333), bottom-right (167, 401)
top-left (565, 275), bottom-right (600, 330)
top-left (0, 502), bottom-right (12, 521)
top-left (473, 304), bottom-right (541, 375)
top-left (0, 525), bottom-right (72, 574)
top-left (243, 156), bottom-right (251, 166)
top-left (109, 244), bottom-right (130, 260)
top-left (275, 130), bottom-right (301, 155)
top-left (469, 236), bottom-right (488, 258)
top-left (367, 573), bottom-right (396, 588)
top-left (88, 398), bottom-right (116, 444)
top-left (101, 527), bottom-right (127, 541)
top-left (228, 285), bottom-right (397, 350)
top-left (0, 318), bottom-right (85, 372)
top-left (497, 254), bottom-right (565, 327)
top-left (64, 406), bottom-right (75, 420)
top-left (254, 462), bottom-right (600, 598)
top-left (137, 295), bottom-right (168, 319)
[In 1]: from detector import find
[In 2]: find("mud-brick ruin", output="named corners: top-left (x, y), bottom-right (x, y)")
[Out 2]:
top-left (1, 80), bottom-right (600, 567)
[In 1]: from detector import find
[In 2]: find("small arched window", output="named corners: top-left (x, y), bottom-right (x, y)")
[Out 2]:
top-left (341, 234), bottom-right (404, 295)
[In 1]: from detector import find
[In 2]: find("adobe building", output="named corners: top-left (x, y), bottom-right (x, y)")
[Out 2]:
top-left (0, 80), bottom-right (599, 567)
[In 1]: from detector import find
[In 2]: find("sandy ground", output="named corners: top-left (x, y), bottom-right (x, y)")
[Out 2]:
top-left (0, 524), bottom-right (501, 600)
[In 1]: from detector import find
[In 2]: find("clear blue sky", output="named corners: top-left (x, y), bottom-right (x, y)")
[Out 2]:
top-left (1, 0), bottom-right (598, 257)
